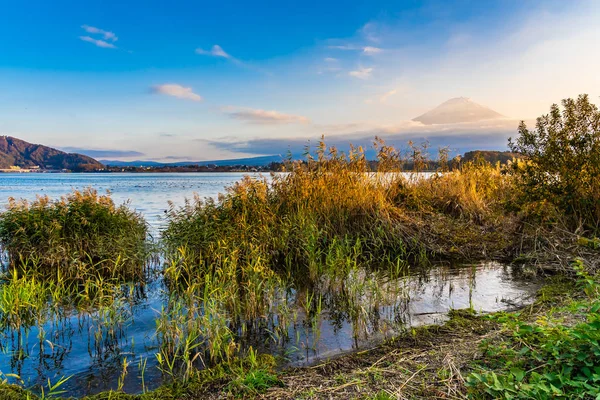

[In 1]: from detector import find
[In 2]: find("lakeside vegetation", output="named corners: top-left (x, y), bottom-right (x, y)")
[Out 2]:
top-left (0, 189), bottom-right (149, 280)
top-left (0, 95), bottom-right (598, 398)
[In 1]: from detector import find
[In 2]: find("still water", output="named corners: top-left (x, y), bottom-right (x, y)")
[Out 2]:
top-left (0, 173), bottom-right (540, 396)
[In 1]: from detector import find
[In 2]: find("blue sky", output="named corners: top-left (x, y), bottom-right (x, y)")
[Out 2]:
top-left (1, 0), bottom-right (599, 161)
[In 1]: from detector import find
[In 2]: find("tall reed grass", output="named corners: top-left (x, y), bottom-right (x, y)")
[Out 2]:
top-left (154, 139), bottom-right (522, 378)
top-left (163, 139), bottom-right (517, 276)
top-left (0, 189), bottom-right (149, 280)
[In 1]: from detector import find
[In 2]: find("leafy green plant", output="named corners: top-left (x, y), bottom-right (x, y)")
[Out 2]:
top-left (226, 348), bottom-right (282, 395)
top-left (467, 262), bottom-right (600, 399)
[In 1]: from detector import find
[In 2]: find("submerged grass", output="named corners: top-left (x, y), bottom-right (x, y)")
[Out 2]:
top-left (0, 268), bottom-right (590, 400)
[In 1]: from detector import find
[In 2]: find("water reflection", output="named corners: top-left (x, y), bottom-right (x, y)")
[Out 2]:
top-left (0, 260), bottom-right (538, 396)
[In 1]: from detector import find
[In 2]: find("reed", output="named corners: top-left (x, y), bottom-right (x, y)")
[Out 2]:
top-left (163, 139), bottom-right (518, 279)
top-left (0, 189), bottom-right (149, 280)
top-left (153, 138), bottom-right (524, 381)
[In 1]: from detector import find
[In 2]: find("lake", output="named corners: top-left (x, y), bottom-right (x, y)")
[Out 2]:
top-left (0, 173), bottom-right (540, 396)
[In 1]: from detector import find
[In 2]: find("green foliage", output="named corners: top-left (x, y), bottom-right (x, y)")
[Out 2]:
top-left (467, 262), bottom-right (600, 399)
top-left (577, 236), bottom-right (600, 250)
top-left (509, 94), bottom-right (600, 232)
top-left (226, 349), bottom-right (282, 395)
top-left (367, 390), bottom-right (396, 400)
top-left (0, 189), bottom-right (148, 280)
top-left (227, 369), bottom-right (283, 395)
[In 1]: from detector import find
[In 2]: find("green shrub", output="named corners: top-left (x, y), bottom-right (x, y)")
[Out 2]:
top-left (0, 189), bottom-right (148, 280)
top-left (509, 94), bottom-right (600, 233)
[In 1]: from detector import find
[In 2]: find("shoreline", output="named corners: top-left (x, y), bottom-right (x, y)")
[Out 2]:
top-left (0, 274), bottom-right (577, 399)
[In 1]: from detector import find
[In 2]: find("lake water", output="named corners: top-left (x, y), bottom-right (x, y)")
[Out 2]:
top-left (0, 173), bottom-right (541, 396)
top-left (0, 172), bottom-right (259, 231)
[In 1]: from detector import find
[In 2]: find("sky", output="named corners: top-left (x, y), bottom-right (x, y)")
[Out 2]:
top-left (1, 0), bottom-right (599, 162)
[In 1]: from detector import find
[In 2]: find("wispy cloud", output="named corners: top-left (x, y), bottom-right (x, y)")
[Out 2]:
top-left (79, 36), bottom-right (117, 49)
top-left (317, 57), bottom-right (342, 74)
top-left (195, 44), bottom-right (270, 74)
top-left (81, 25), bottom-right (118, 42)
top-left (79, 25), bottom-right (118, 48)
top-left (152, 84), bottom-right (203, 102)
top-left (223, 107), bottom-right (309, 124)
top-left (195, 44), bottom-right (231, 59)
top-left (349, 67), bottom-right (373, 79)
top-left (363, 46), bottom-right (382, 55)
top-left (360, 22), bottom-right (381, 43)
top-left (329, 45), bottom-right (383, 55)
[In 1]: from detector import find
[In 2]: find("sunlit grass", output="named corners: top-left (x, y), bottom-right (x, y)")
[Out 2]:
top-left (0, 188), bottom-right (149, 280)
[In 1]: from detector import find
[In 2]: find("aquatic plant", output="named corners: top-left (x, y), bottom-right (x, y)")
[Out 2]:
top-left (0, 189), bottom-right (149, 280)
top-left (154, 138), bottom-right (524, 383)
top-left (163, 137), bottom-right (523, 284)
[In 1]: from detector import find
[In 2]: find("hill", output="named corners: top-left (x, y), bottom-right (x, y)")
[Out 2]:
top-left (0, 136), bottom-right (104, 171)
top-left (461, 150), bottom-right (522, 164)
top-left (413, 97), bottom-right (504, 125)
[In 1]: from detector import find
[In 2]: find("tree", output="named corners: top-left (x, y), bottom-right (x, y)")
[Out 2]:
top-left (509, 94), bottom-right (600, 232)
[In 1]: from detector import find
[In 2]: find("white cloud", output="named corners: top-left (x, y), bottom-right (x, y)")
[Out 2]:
top-left (324, 57), bottom-right (338, 62)
top-left (363, 46), bottom-right (383, 55)
top-left (81, 25), bottom-right (118, 42)
top-left (79, 36), bottom-right (117, 49)
top-left (360, 22), bottom-right (381, 43)
top-left (223, 107), bottom-right (309, 124)
top-left (195, 45), bottom-right (231, 59)
top-left (349, 67), bottom-right (373, 79)
top-left (328, 45), bottom-right (383, 55)
top-left (152, 84), bottom-right (203, 102)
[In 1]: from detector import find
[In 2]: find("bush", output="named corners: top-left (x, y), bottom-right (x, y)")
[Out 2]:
top-left (0, 189), bottom-right (148, 280)
top-left (509, 94), bottom-right (600, 233)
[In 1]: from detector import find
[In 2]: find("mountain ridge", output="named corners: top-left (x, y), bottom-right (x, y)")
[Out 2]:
top-left (0, 136), bottom-right (104, 171)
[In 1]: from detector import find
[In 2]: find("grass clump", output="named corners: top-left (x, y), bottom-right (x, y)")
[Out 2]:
top-left (162, 141), bottom-right (419, 281)
top-left (0, 189), bottom-right (148, 280)
top-left (226, 349), bottom-right (283, 396)
top-left (162, 138), bottom-right (517, 283)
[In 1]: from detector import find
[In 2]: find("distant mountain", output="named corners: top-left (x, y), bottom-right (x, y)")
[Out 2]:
top-left (100, 155), bottom-right (283, 168)
top-left (0, 136), bottom-right (104, 171)
top-left (100, 160), bottom-right (164, 167)
top-left (413, 97), bottom-right (504, 125)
